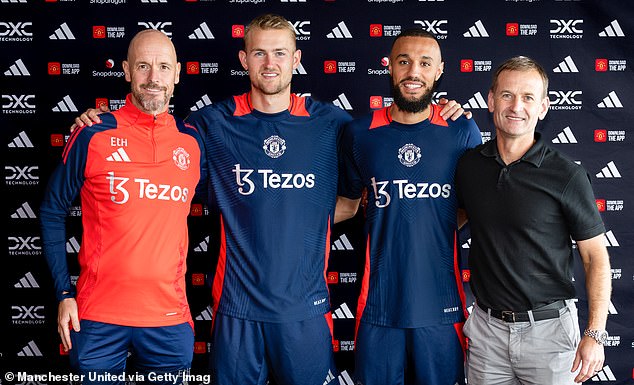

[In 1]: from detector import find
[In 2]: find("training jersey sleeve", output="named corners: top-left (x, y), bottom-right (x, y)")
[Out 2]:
top-left (40, 115), bottom-right (116, 301)
top-left (338, 117), bottom-right (370, 200)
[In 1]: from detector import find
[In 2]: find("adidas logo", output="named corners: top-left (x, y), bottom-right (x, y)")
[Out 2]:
top-left (332, 234), bottom-right (354, 251)
top-left (141, 0), bottom-right (168, 3)
top-left (553, 56), bottom-right (579, 73)
top-left (597, 91), bottom-right (622, 108)
top-left (17, 340), bottom-right (43, 357)
top-left (52, 95), bottom-right (78, 112)
top-left (11, 202), bottom-right (36, 219)
top-left (463, 20), bottom-right (489, 38)
top-left (461, 238), bottom-right (471, 249)
top-left (603, 230), bottom-right (620, 247)
top-left (463, 92), bottom-right (488, 109)
top-left (327, 22), bottom-right (353, 39)
top-left (49, 22), bottom-right (76, 40)
top-left (293, 63), bottom-right (307, 75)
top-left (190, 94), bottom-right (213, 112)
top-left (332, 302), bottom-right (355, 319)
top-left (608, 300), bottom-right (618, 315)
top-left (599, 20), bottom-right (624, 37)
top-left (8, 131), bottom-right (34, 148)
top-left (194, 235), bottom-right (211, 252)
top-left (4, 58), bottom-right (30, 76)
top-left (551, 126), bottom-right (577, 143)
top-left (324, 370), bottom-right (355, 385)
top-left (333, 93), bottom-right (353, 111)
top-left (1, 0), bottom-right (28, 2)
top-left (195, 305), bottom-right (213, 321)
top-left (596, 161), bottom-right (621, 178)
top-left (189, 22), bottom-right (215, 39)
top-left (66, 237), bottom-right (81, 253)
top-left (106, 148), bottom-right (131, 162)
top-left (590, 365), bottom-right (616, 381)
top-left (14, 272), bottom-right (40, 288)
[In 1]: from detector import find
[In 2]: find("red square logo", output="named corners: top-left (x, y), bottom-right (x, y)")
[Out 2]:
top-left (194, 342), bottom-right (207, 354)
top-left (594, 129), bottom-right (607, 142)
top-left (462, 269), bottom-right (471, 282)
top-left (95, 98), bottom-right (109, 109)
top-left (369, 96), bottom-right (383, 109)
top-left (192, 273), bottom-right (205, 286)
top-left (190, 203), bottom-right (203, 216)
top-left (460, 59), bottom-right (474, 72)
top-left (369, 24), bottom-right (383, 37)
top-left (327, 271), bottom-right (339, 284)
top-left (595, 199), bottom-right (606, 212)
top-left (332, 339), bottom-right (340, 352)
top-left (48, 62), bottom-right (61, 75)
top-left (595, 59), bottom-right (608, 72)
top-left (324, 60), bottom-right (337, 74)
top-left (93, 26), bottom-right (106, 39)
top-left (186, 61), bottom-right (200, 75)
top-left (506, 23), bottom-right (519, 36)
top-left (51, 134), bottom-right (64, 147)
top-left (232, 25), bottom-right (245, 38)
top-left (45, 0), bottom-right (57, 2)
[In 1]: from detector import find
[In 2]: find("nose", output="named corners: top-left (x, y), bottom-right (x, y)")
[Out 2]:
top-left (147, 66), bottom-right (160, 83)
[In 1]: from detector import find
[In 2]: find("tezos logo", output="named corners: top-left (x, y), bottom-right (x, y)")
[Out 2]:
top-left (263, 135), bottom-right (286, 158)
top-left (398, 143), bottom-right (421, 167)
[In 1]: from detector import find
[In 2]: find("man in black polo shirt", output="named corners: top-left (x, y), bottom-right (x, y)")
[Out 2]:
top-left (455, 56), bottom-right (611, 385)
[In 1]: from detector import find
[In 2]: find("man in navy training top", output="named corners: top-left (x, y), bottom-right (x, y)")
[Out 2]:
top-left (337, 28), bottom-right (481, 385)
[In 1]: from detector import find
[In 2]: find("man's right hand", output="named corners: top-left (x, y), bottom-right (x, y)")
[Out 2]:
top-left (58, 298), bottom-right (80, 352)
top-left (70, 104), bottom-right (110, 132)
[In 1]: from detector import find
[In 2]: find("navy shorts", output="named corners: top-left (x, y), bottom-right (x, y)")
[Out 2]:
top-left (210, 312), bottom-right (338, 385)
top-left (70, 320), bottom-right (194, 385)
top-left (354, 322), bottom-right (466, 385)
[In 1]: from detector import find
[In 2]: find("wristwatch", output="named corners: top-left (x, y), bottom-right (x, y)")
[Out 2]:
top-left (583, 329), bottom-right (608, 345)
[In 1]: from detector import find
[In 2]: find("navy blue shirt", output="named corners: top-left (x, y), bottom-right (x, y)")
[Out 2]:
top-left (339, 105), bottom-right (481, 327)
top-left (455, 133), bottom-right (605, 311)
top-left (187, 93), bottom-right (352, 322)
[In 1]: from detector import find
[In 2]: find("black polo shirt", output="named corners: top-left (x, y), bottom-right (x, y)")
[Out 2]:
top-left (455, 133), bottom-right (605, 311)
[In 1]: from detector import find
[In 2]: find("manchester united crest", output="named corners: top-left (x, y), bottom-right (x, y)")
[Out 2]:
top-left (397, 143), bottom-right (421, 167)
top-left (263, 135), bottom-right (286, 158)
top-left (172, 147), bottom-right (191, 170)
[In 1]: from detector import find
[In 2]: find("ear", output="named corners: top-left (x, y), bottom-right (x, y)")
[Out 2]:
top-left (538, 95), bottom-right (550, 120)
top-left (239, 50), bottom-right (248, 70)
top-left (123, 60), bottom-right (131, 82)
top-left (487, 90), bottom-right (495, 113)
top-left (174, 62), bottom-right (181, 85)
top-left (436, 61), bottom-right (444, 81)
top-left (293, 49), bottom-right (302, 70)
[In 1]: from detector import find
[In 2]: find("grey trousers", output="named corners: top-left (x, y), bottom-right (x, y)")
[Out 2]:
top-left (464, 300), bottom-right (580, 385)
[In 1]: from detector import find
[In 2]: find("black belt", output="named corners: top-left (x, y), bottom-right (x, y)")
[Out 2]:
top-left (477, 300), bottom-right (567, 323)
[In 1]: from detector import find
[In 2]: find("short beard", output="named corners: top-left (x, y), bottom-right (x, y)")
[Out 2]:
top-left (391, 77), bottom-right (436, 113)
top-left (133, 83), bottom-right (169, 114)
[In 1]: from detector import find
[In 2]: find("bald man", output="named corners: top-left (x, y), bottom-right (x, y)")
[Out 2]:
top-left (40, 29), bottom-right (206, 385)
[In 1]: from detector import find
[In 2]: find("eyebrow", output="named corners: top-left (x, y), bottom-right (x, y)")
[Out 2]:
top-left (395, 53), bottom-right (434, 61)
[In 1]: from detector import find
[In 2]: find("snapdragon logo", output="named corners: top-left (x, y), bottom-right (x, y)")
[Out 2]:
top-left (232, 164), bottom-right (315, 196)
top-left (107, 171), bottom-right (190, 204)
top-left (371, 177), bottom-right (451, 208)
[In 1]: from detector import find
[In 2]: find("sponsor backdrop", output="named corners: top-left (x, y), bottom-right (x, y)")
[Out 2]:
top-left (1, 0), bottom-right (632, 384)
